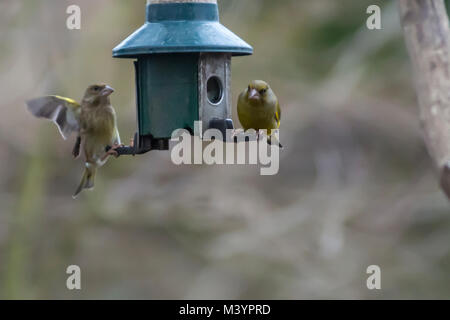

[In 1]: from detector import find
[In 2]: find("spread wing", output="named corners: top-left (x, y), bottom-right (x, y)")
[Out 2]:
top-left (274, 101), bottom-right (281, 128)
top-left (26, 95), bottom-right (81, 140)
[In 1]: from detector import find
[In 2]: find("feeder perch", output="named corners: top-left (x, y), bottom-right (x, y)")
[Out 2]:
top-left (112, 0), bottom-right (253, 155)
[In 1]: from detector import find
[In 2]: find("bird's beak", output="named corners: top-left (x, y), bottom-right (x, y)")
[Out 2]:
top-left (101, 85), bottom-right (115, 96)
top-left (248, 88), bottom-right (260, 101)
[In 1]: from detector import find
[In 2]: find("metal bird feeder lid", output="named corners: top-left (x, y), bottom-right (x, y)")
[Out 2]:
top-left (113, 0), bottom-right (253, 58)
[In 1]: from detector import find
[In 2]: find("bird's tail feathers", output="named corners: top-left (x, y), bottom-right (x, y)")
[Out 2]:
top-left (73, 163), bottom-right (96, 199)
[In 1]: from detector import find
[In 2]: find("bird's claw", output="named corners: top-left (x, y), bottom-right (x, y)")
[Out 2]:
top-left (230, 129), bottom-right (238, 142)
top-left (105, 143), bottom-right (124, 159)
top-left (106, 149), bottom-right (119, 158)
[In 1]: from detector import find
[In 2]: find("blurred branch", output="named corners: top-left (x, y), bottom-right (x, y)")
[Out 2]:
top-left (399, 0), bottom-right (450, 199)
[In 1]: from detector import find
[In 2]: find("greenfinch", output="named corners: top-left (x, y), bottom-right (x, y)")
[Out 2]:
top-left (26, 84), bottom-right (121, 198)
top-left (237, 80), bottom-right (282, 147)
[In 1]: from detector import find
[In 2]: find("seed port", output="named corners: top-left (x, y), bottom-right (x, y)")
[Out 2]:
top-left (207, 76), bottom-right (223, 105)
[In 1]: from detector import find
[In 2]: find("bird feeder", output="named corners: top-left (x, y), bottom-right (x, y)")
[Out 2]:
top-left (113, 0), bottom-right (253, 154)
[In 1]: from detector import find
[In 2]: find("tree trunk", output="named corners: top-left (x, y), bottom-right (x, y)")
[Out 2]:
top-left (399, 0), bottom-right (450, 199)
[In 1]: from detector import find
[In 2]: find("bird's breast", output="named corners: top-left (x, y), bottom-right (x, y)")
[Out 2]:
top-left (238, 100), bottom-right (277, 130)
top-left (82, 107), bottom-right (116, 142)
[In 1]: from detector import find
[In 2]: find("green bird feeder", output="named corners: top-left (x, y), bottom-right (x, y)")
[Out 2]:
top-left (113, 0), bottom-right (253, 154)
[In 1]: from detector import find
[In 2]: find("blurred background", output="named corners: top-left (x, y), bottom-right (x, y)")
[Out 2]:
top-left (0, 0), bottom-right (449, 299)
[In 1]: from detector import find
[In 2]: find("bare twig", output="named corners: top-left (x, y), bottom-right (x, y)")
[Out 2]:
top-left (399, 0), bottom-right (450, 199)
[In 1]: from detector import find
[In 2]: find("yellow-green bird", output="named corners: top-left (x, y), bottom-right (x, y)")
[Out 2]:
top-left (237, 80), bottom-right (283, 147)
top-left (26, 84), bottom-right (121, 198)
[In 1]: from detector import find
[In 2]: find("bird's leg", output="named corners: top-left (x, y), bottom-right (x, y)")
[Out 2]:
top-left (101, 150), bottom-right (115, 161)
top-left (230, 129), bottom-right (239, 143)
top-left (102, 143), bottom-right (123, 160)
top-left (72, 136), bottom-right (81, 159)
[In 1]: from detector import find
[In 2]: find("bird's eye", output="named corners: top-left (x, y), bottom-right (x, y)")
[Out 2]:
top-left (93, 86), bottom-right (100, 91)
top-left (260, 88), bottom-right (267, 94)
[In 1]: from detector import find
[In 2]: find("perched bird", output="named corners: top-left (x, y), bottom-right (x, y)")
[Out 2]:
top-left (237, 80), bottom-right (283, 147)
top-left (26, 84), bottom-right (121, 198)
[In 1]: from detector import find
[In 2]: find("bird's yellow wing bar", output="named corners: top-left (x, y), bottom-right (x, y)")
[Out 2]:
top-left (53, 95), bottom-right (80, 108)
